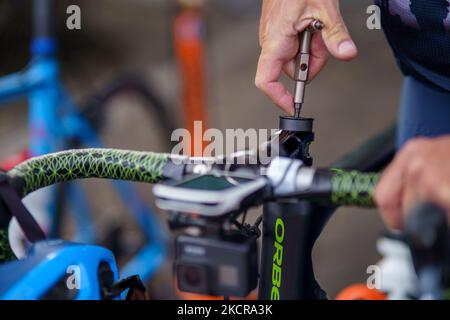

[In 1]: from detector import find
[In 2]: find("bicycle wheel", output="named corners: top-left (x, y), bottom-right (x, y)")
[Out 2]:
top-left (80, 74), bottom-right (178, 144)
top-left (54, 74), bottom-right (178, 298)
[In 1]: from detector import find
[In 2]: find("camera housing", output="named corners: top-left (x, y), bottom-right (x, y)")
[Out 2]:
top-left (175, 231), bottom-right (258, 298)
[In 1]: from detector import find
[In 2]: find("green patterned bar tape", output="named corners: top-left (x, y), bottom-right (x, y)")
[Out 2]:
top-left (7, 148), bottom-right (170, 197)
top-left (0, 149), bottom-right (170, 263)
top-left (330, 169), bottom-right (380, 208)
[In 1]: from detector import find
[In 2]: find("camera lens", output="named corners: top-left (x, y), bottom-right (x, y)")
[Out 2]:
top-left (182, 266), bottom-right (202, 287)
top-left (176, 263), bottom-right (209, 294)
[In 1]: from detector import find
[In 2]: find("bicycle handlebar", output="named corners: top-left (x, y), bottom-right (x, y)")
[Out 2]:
top-left (404, 203), bottom-right (450, 299)
top-left (7, 149), bottom-right (170, 198)
top-left (282, 169), bottom-right (379, 208)
top-left (268, 157), bottom-right (380, 208)
top-left (6, 149), bottom-right (380, 208)
top-left (329, 169), bottom-right (380, 207)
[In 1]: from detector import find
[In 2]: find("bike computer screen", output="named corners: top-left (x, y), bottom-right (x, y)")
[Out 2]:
top-left (153, 174), bottom-right (268, 217)
top-left (176, 175), bottom-right (250, 191)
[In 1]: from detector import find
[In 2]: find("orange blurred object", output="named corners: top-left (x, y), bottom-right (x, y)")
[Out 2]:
top-left (178, 291), bottom-right (259, 301)
top-left (173, 3), bottom-right (214, 301)
top-left (172, 0), bottom-right (258, 303)
top-left (336, 284), bottom-right (387, 300)
top-left (174, 7), bottom-right (208, 156)
top-left (175, 278), bottom-right (259, 301)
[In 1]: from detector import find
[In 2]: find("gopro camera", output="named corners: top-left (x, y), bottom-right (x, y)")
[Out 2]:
top-left (175, 231), bottom-right (258, 298)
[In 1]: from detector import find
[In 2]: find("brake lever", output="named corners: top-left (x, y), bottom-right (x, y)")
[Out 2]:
top-left (103, 275), bottom-right (149, 300)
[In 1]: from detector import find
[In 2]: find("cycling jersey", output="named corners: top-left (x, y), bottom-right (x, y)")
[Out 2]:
top-left (377, 0), bottom-right (450, 92)
top-left (376, 0), bottom-right (450, 146)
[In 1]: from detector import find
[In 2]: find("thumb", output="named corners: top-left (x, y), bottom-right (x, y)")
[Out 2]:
top-left (320, 5), bottom-right (357, 61)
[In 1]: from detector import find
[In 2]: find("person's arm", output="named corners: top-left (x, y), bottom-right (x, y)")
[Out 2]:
top-left (375, 136), bottom-right (450, 229)
top-left (255, 0), bottom-right (357, 114)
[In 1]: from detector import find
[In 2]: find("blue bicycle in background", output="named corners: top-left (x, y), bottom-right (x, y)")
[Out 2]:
top-left (0, 0), bottom-right (176, 284)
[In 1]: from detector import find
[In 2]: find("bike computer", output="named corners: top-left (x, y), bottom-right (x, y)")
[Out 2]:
top-left (153, 173), bottom-right (269, 217)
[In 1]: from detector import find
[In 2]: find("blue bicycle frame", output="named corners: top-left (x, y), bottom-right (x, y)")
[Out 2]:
top-left (0, 0), bottom-right (165, 282)
top-left (0, 240), bottom-right (119, 300)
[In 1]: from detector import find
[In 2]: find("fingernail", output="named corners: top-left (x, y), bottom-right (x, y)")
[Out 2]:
top-left (338, 40), bottom-right (356, 55)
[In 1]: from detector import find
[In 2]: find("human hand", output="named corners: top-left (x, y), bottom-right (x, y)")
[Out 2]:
top-left (375, 136), bottom-right (450, 229)
top-left (255, 0), bottom-right (357, 114)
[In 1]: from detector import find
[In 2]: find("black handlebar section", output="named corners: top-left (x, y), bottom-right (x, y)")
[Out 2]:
top-left (405, 203), bottom-right (450, 299)
top-left (33, 0), bottom-right (53, 38)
